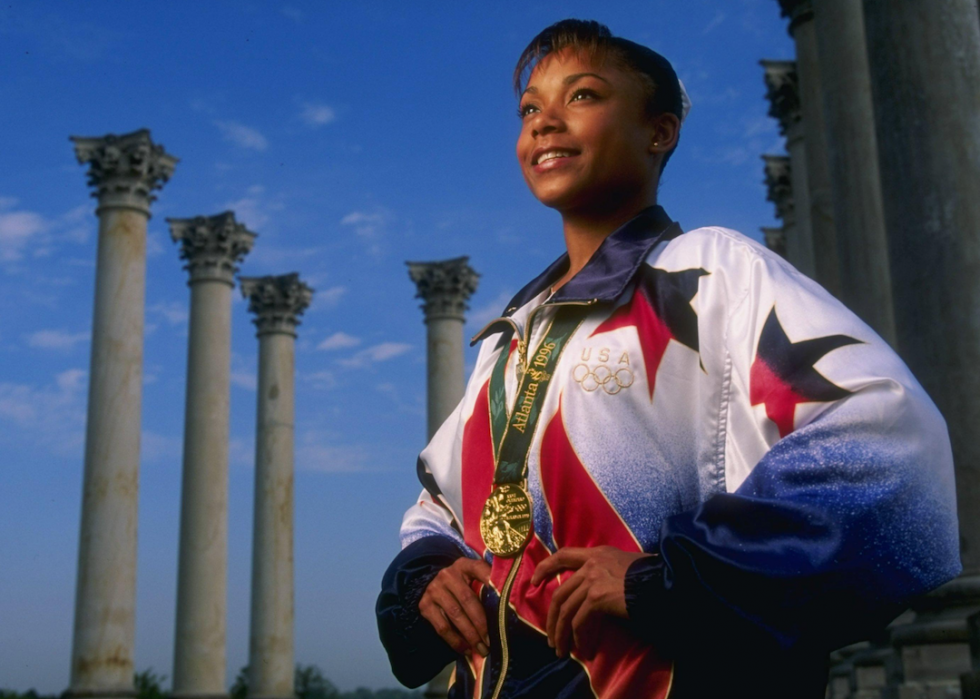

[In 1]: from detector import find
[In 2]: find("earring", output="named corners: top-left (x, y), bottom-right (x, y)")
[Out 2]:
top-left (652, 141), bottom-right (660, 147)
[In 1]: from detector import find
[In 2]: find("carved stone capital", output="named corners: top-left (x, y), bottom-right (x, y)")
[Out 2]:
top-left (777, 0), bottom-right (813, 34)
top-left (760, 59), bottom-right (801, 136)
top-left (168, 211), bottom-right (256, 285)
top-left (406, 256), bottom-right (480, 322)
top-left (761, 227), bottom-right (788, 259)
top-left (762, 154), bottom-right (795, 222)
top-left (70, 129), bottom-right (178, 216)
top-left (240, 273), bottom-right (314, 337)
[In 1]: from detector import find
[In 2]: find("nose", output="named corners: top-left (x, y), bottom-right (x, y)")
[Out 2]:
top-left (530, 107), bottom-right (565, 138)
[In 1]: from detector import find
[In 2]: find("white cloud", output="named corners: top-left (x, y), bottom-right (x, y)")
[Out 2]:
top-left (148, 301), bottom-right (189, 325)
top-left (214, 120), bottom-right (269, 151)
top-left (703, 11), bottom-right (726, 34)
top-left (223, 185), bottom-right (284, 231)
top-left (295, 430), bottom-right (369, 472)
top-left (281, 5), bottom-right (304, 22)
top-left (306, 370), bottom-right (337, 390)
top-left (466, 290), bottom-right (513, 330)
top-left (0, 196), bottom-right (20, 210)
top-left (340, 209), bottom-right (391, 255)
top-left (311, 285), bottom-right (346, 309)
top-left (338, 341), bottom-right (412, 368)
top-left (0, 369), bottom-right (87, 457)
top-left (26, 329), bottom-right (90, 350)
top-left (231, 372), bottom-right (257, 391)
top-left (300, 102), bottom-right (336, 127)
top-left (0, 210), bottom-right (47, 261)
top-left (141, 430), bottom-right (182, 464)
top-left (317, 331), bottom-right (360, 351)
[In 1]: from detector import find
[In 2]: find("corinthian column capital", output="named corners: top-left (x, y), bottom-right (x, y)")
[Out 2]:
top-left (406, 256), bottom-right (480, 322)
top-left (763, 154), bottom-right (794, 221)
top-left (777, 0), bottom-right (813, 34)
top-left (70, 129), bottom-right (178, 216)
top-left (168, 211), bottom-right (256, 285)
top-left (760, 59), bottom-right (801, 136)
top-left (240, 273), bottom-right (314, 337)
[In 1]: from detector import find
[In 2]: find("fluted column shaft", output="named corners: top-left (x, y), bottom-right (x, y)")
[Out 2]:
top-left (814, 0), bottom-right (895, 344)
top-left (407, 257), bottom-right (479, 440)
top-left (241, 274), bottom-right (313, 699)
top-left (69, 130), bottom-right (176, 699)
top-left (170, 213), bottom-right (255, 698)
top-left (780, 1), bottom-right (842, 296)
top-left (863, 0), bottom-right (980, 577)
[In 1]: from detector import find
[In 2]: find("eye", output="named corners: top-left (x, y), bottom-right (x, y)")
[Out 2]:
top-left (569, 88), bottom-right (600, 103)
top-left (517, 102), bottom-right (539, 119)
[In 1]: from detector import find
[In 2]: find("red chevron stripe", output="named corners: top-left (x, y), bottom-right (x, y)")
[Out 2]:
top-left (461, 379), bottom-right (495, 553)
top-left (591, 289), bottom-right (672, 401)
top-left (750, 356), bottom-right (805, 438)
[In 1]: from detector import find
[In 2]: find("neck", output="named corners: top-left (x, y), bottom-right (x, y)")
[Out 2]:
top-left (553, 192), bottom-right (658, 291)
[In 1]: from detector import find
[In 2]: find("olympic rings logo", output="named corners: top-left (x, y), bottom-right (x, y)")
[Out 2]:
top-left (571, 363), bottom-right (635, 394)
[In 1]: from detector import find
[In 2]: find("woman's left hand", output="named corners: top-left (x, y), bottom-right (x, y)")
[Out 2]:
top-left (530, 546), bottom-right (652, 659)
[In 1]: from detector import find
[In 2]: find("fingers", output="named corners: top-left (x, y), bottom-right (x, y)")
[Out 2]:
top-left (419, 561), bottom-right (491, 657)
top-left (418, 595), bottom-right (469, 655)
top-left (553, 580), bottom-right (590, 658)
top-left (571, 593), bottom-right (603, 660)
top-left (442, 566), bottom-right (490, 648)
top-left (531, 547), bottom-right (589, 585)
top-left (458, 557), bottom-right (492, 585)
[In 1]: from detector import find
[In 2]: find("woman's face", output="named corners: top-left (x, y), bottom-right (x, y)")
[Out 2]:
top-left (516, 48), bottom-right (663, 215)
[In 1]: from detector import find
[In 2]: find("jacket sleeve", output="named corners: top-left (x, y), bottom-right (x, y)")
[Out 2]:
top-left (625, 241), bottom-right (962, 657)
top-left (376, 387), bottom-right (483, 687)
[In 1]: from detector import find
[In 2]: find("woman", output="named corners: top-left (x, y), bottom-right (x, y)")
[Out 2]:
top-left (377, 19), bottom-right (961, 699)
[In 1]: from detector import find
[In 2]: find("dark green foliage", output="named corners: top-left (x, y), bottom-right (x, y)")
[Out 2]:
top-left (228, 664), bottom-right (419, 699)
top-left (133, 669), bottom-right (168, 699)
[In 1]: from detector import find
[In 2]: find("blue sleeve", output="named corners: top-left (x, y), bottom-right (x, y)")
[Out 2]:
top-left (375, 536), bottom-right (466, 687)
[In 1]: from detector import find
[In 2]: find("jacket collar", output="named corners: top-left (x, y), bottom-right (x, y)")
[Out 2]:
top-left (471, 205), bottom-right (682, 345)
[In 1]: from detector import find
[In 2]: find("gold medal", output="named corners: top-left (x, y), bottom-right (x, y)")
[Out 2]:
top-left (479, 483), bottom-right (533, 558)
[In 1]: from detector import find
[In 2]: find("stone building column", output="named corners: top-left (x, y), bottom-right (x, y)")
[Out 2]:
top-left (813, 0), bottom-right (895, 345)
top-left (241, 274), bottom-right (313, 699)
top-left (761, 60), bottom-right (816, 278)
top-left (68, 129), bottom-right (177, 699)
top-left (407, 257), bottom-right (478, 698)
top-left (863, 1), bottom-right (980, 694)
top-left (169, 213), bottom-right (256, 699)
top-left (761, 155), bottom-right (794, 262)
top-left (776, 1), bottom-right (842, 297)
top-left (407, 257), bottom-right (479, 440)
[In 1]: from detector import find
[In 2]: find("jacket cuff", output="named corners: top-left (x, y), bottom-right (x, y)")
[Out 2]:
top-left (624, 553), bottom-right (672, 650)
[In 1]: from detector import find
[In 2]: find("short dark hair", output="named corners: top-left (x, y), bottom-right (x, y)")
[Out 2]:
top-left (514, 19), bottom-right (683, 173)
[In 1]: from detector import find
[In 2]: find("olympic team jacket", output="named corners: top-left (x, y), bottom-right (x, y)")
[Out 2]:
top-left (376, 206), bottom-right (961, 699)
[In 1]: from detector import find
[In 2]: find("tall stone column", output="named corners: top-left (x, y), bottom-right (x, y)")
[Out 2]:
top-left (762, 155), bottom-right (794, 262)
top-left (813, 0), bottom-right (895, 345)
top-left (169, 213), bottom-right (256, 699)
top-left (68, 129), bottom-right (177, 699)
top-left (761, 60), bottom-right (816, 278)
top-left (863, 1), bottom-right (980, 694)
top-left (407, 257), bottom-right (478, 698)
top-left (241, 274), bottom-right (313, 699)
top-left (776, 1), bottom-right (842, 297)
top-left (406, 256), bottom-right (480, 440)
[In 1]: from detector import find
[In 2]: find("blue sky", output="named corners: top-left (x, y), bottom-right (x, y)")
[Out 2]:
top-left (0, 1), bottom-right (793, 692)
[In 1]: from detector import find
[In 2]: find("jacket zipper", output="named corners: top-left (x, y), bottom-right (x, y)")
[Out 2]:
top-left (483, 298), bottom-right (597, 699)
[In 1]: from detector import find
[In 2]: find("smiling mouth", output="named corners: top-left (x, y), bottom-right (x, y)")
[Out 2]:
top-left (532, 148), bottom-right (580, 166)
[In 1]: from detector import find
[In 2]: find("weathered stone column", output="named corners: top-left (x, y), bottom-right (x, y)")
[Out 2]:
top-left (169, 212), bottom-right (255, 699)
top-left (68, 129), bottom-right (177, 699)
top-left (407, 257), bottom-right (478, 698)
top-left (761, 60), bottom-right (816, 278)
top-left (762, 154), bottom-right (794, 262)
top-left (241, 274), bottom-right (313, 699)
top-left (863, 1), bottom-right (980, 694)
top-left (813, 0), bottom-right (895, 345)
top-left (406, 257), bottom-right (479, 440)
top-left (776, 2), bottom-right (842, 297)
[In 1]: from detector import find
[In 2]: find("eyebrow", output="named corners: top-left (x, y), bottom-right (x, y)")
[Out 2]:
top-left (521, 72), bottom-right (612, 97)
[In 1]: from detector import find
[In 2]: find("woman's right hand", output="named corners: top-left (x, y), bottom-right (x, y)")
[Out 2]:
top-left (419, 557), bottom-right (492, 657)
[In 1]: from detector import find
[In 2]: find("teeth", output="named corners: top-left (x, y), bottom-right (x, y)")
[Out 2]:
top-left (537, 150), bottom-right (573, 165)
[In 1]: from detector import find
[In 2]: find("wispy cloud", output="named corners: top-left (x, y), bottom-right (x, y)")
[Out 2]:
top-left (299, 102), bottom-right (336, 127)
top-left (310, 285), bottom-right (346, 310)
top-left (0, 369), bottom-right (87, 457)
top-left (141, 430), bottom-right (182, 464)
top-left (0, 210), bottom-right (47, 261)
top-left (467, 290), bottom-right (512, 330)
top-left (295, 430), bottom-right (369, 472)
top-left (338, 342), bottom-right (412, 368)
top-left (281, 5), bottom-right (304, 22)
top-left (317, 331), bottom-right (360, 351)
top-left (223, 185), bottom-right (283, 231)
top-left (214, 120), bottom-right (268, 151)
top-left (148, 301), bottom-right (189, 326)
top-left (25, 329), bottom-right (90, 350)
top-left (703, 11), bottom-right (726, 35)
top-left (340, 209), bottom-right (391, 254)
top-left (305, 370), bottom-right (337, 390)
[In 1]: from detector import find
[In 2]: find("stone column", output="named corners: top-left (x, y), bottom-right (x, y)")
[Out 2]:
top-left (407, 257), bottom-right (478, 698)
top-left (68, 129), bottom-right (177, 699)
top-left (776, 2), bottom-right (842, 297)
top-left (762, 154), bottom-right (794, 262)
top-left (761, 60), bottom-right (817, 278)
top-left (241, 274), bottom-right (313, 699)
top-left (863, 1), bottom-right (980, 695)
top-left (813, 0), bottom-right (895, 345)
top-left (406, 257), bottom-right (479, 440)
top-left (169, 213), bottom-right (256, 699)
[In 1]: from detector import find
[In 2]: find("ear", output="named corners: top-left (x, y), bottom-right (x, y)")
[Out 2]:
top-left (648, 113), bottom-right (681, 154)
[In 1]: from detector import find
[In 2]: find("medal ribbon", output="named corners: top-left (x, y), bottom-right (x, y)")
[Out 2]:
top-left (488, 306), bottom-right (588, 485)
